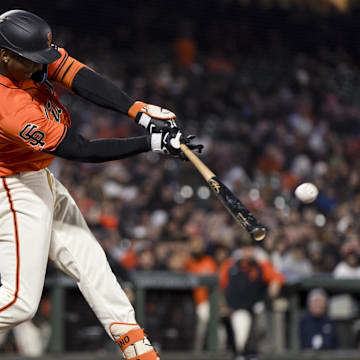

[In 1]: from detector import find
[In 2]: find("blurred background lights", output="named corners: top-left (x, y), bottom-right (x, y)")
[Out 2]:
top-left (249, 188), bottom-right (260, 201)
top-left (174, 192), bottom-right (185, 204)
top-left (315, 214), bottom-right (326, 227)
top-left (197, 186), bottom-right (211, 200)
top-left (180, 185), bottom-right (194, 199)
top-left (274, 196), bottom-right (286, 209)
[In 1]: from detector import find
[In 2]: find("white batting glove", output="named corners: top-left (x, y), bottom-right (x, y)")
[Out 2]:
top-left (150, 128), bottom-right (204, 161)
top-left (150, 128), bottom-right (182, 156)
top-left (128, 101), bottom-right (178, 134)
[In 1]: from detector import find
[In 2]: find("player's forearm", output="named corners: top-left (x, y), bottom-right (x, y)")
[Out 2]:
top-left (72, 67), bottom-right (134, 115)
top-left (48, 128), bottom-right (150, 163)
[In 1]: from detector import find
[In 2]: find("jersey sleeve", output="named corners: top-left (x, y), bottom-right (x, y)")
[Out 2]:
top-left (1, 103), bottom-right (67, 152)
top-left (260, 261), bottom-right (285, 285)
top-left (218, 258), bottom-right (233, 290)
top-left (48, 47), bottom-right (89, 90)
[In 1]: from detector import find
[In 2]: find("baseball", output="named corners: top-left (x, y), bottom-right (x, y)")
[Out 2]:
top-left (294, 182), bottom-right (319, 203)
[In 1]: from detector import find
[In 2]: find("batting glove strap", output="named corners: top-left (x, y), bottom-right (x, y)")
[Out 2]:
top-left (116, 328), bottom-right (159, 360)
top-left (116, 328), bottom-right (147, 351)
top-left (150, 133), bottom-right (164, 152)
top-left (137, 114), bottom-right (173, 135)
top-left (137, 113), bottom-right (152, 129)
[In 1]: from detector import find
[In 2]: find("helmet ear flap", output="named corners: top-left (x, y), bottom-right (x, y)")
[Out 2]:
top-left (31, 64), bottom-right (48, 84)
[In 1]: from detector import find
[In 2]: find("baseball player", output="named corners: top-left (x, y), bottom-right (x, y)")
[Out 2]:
top-left (0, 9), bottom-right (202, 360)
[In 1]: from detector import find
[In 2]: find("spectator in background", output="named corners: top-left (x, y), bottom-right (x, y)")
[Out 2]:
top-left (219, 243), bottom-right (284, 359)
top-left (299, 289), bottom-right (339, 350)
top-left (333, 240), bottom-right (360, 278)
top-left (137, 247), bottom-right (157, 272)
top-left (331, 239), bottom-right (360, 339)
top-left (166, 249), bottom-right (188, 273)
top-left (213, 243), bottom-right (231, 268)
top-left (173, 20), bottom-right (197, 69)
top-left (281, 243), bottom-right (313, 282)
top-left (185, 235), bottom-right (217, 352)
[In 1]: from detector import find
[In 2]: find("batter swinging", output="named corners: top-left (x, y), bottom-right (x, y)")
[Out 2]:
top-left (0, 9), bottom-right (202, 360)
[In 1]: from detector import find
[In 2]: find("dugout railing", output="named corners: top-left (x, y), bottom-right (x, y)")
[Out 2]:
top-left (45, 271), bottom-right (220, 353)
top-left (45, 272), bottom-right (360, 354)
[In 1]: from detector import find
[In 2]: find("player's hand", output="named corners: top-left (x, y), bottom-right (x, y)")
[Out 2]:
top-left (150, 128), bottom-right (203, 160)
top-left (180, 134), bottom-right (204, 157)
top-left (128, 101), bottom-right (178, 133)
top-left (268, 281), bottom-right (282, 298)
top-left (150, 127), bottom-right (181, 156)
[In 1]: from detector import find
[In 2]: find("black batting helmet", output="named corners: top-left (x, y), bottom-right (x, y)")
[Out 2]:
top-left (0, 9), bottom-right (60, 64)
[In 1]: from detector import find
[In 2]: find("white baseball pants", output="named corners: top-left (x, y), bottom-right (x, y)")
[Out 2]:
top-left (231, 309), bottom-right (252, 352)
top-left (0, 168), bottom-right (135, 338)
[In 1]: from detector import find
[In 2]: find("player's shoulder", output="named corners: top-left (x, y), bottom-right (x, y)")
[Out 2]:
top-left (203, 255), bottom-right (217, 267)
top-left (0, 83), bottom-right (43, 133)
top-left (0, 76), bottom-right (37, 114)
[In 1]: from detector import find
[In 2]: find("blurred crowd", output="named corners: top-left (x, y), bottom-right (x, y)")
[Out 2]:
top-left (49, 19), bottom-right (360, 286)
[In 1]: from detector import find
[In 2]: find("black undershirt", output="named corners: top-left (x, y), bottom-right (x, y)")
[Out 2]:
top-left (72, 67), bottom-right (134, 115)
top-left (47, 67), bottom-right (147, 162)
top-left (49, 128), bottom-right (150, 162)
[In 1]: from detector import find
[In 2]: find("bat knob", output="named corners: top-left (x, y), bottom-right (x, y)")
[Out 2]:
top-left (251, 226), bottom-right (267, 241)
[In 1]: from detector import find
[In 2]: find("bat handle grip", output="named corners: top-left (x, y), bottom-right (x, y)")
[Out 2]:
top-left (180, 143), bottom-right (215, 180)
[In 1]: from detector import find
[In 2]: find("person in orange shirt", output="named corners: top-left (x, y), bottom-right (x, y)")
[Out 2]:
top-left (0, 9), bottom-right (202, 360)
top-left (185, 235), bottom-right (217, 352)
top-left (219, 243), bottom-right (284, 359)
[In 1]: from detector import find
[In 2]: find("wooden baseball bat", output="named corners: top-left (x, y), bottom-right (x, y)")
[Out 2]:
top-left (180, 143), bottom-right (267, 241)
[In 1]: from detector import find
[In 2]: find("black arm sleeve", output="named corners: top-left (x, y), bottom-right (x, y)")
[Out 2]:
top-left (72, 67), bottom-right (134, 115)
top-left (48, 127), bottom-right (150, 163)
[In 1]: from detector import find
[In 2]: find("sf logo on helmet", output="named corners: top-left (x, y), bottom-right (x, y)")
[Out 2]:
top-left (19, 123), bottom-right (46, 147)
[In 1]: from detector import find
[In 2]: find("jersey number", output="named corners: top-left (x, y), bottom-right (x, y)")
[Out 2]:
top-left (44, 100), bottom-right (62, 123)
top-left (19, 124), bottom-right (46, 147)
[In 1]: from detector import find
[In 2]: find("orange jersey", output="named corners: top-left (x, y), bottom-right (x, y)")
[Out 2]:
top-left (219, 257), bottom-right (285, 291)
top-left (186, 255), bottom-right (217, 305)
top-left (0, 47), bottom-right (86, 176)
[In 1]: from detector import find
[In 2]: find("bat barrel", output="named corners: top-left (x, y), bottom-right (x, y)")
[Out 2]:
top-left (180, 143), bottom-right (267, 242)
